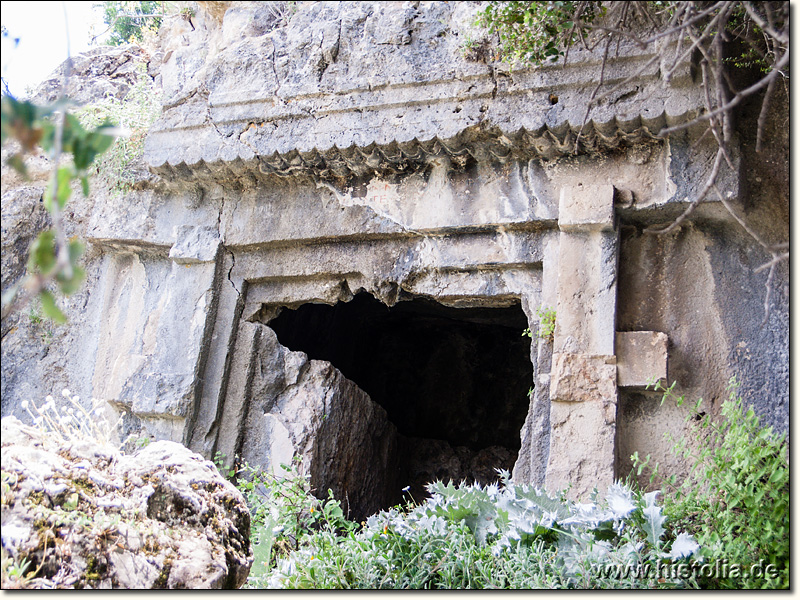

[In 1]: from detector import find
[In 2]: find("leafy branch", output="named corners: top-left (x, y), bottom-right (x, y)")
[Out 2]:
top-left (1, 83), bottom-right (118, 322)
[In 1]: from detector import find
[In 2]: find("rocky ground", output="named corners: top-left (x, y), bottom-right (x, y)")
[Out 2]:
top-left (1, 412), bottom-right (252, 588)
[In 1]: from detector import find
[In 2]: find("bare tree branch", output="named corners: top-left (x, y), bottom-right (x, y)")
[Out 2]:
top-left (574, 32), bottom-right (613, 153)
top-left (657, 47), bottom-right (790, 138)
top-left (755, 74), bottom-right (777, 153)
top-left (755, 252), bottom-right (789, 274)
top-left (643, 1), bottom-right (730, 44)
top-left (760, 262), bottom-right (776, 326)
top-left (714, 186), bottom-right (773, 251)
top-left (742, 1), bottom-right (789, 45)
top-left (643, 147), bottom-right (725, 235)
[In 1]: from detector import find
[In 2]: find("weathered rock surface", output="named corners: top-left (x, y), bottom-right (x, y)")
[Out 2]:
top-left (211, 320), bottom-right (400, 520)
top-left (145, 1), bottom-right (712, 179)
top-left (254, 356), bottom-right (399, 521)
top-left (0, 173), bottom-right (50, 332)
top-left (31, 45), bottom-right (150, 106)
top-left (1, 43), bottom-right (156, 425)
top-left (1, 416), bottom-right (252, 589)
top-left (615, 331), bottom-right (668, 388)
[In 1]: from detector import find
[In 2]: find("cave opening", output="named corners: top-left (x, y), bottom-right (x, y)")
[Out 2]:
top-left (265, 291), bottom-right (533, 507)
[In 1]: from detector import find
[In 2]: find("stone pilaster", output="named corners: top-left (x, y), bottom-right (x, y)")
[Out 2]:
top-left (544, 184), bottom-right (619, 498)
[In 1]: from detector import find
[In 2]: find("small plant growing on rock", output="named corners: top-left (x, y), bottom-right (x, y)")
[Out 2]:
top-left (263, 1), bottom-right (298, 27)
top-left (77, 62), bottom-right (161, 196)
top-left (536, 307), bottom-right (556, 339)
top-left (523, 306), bottom-right (556, 341)
top-left (27, 303), bottom-right (54, 344)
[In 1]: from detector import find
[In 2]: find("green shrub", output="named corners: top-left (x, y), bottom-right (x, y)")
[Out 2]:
top-left (77, 62), bottom-right (161, 196)
top-left (219, 459), bottom-right (350, 586)
top-left (636, 378), bottom-right (789, 589)
top-left (476, 1), bottom-right (605, 67)
top-left (101, 1), bottom-right (164, 46)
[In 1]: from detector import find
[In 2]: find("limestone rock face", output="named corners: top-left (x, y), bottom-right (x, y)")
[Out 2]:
top-left (0, 416), bottom-right (252, 589)
top-left (1, 44), bottom-right (154, 427)
top-left (31, 45), bottom-right (151, 106)
top-left (288, 360), bottom-right (399, 520)
top-left (0, 181), bottom-right (50, 330)
top-left (146, 0), bottom-right (713, 178)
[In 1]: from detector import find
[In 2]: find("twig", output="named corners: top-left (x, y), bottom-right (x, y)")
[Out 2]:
top-left (585, 24), bottom-right (648, 49)
top-left (657, 47), bottom-right (790, 138)
top-left (698, 57), bottom-right (734, 170)
top-left (712, 184), bottom-right (786, 325)
top-left (661, 24), bottom-right (712, 82)
top-left (742, 1), bottom-right (789, 45)
top-left (643, 1), bottom-right (729, 45)
top-left (574, 32), bottom-right (613, 153)
top-left (754, 252), bottom-right (789, 274)
top-left (636, 1), bottom-right (661, 30)
top-left (767, 241), bottom-right (790, 252)
top-left (571, 53), bottom-right (661, 123)
top-left (713, 185), bottom-right (772, 252)
top-left (760, 263), bottom-right (775, 327)
top-left (689, 124), bottom-right (713, 150)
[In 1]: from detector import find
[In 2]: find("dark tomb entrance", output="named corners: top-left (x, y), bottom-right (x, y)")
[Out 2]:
top-left (266, 292), bottom-right (532, 508)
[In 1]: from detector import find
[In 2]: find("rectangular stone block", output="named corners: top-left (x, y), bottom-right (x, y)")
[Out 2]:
top-left (545, 397), bottom-right (617, 500)
top-left (550, 353), bottom-right (617, 403)
top-left (558, 184), bottom-right (615, 231)
top-left (616, 331), bottom-right (669, 387)
top-left (553, 230), bottom-right (618, 355)
top-left (93, 254), bottom-right (218, 443)
top-left (169, 225), bottom-right (221, 264)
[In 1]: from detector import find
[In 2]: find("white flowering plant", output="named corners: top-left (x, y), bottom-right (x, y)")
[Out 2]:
top-left (20, 389), bottom-right (120, 449)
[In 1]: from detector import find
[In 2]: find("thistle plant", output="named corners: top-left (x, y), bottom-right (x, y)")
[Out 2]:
top-left (264, 473), bottom-right (700, 589)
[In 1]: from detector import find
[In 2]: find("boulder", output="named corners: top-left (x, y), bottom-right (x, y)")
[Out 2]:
top-left (238, 337), bottom-right (401, 521)
top-left (0, 416), bottom-right (252, 589)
